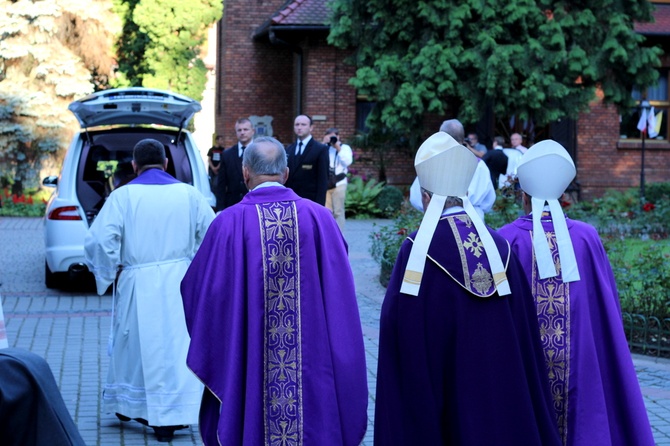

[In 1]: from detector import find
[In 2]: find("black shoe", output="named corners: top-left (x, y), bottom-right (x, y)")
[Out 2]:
top-left (152, 426), bottom-right (176, 442)
top-left (151, 425), bottom-right (189, 442)
top-left (115, 413), bottom-right (131, 422)
top-left (134, 417), bottom-right (149, 427)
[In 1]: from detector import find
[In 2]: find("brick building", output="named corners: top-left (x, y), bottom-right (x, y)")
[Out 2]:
top-left (215, 0), bottom-right (670, 199)
top-left (575, 2), bottom-right (670, 199)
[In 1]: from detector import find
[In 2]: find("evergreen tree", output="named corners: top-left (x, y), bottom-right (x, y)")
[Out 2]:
top-left (112, 0), bottom-right (223, 101)
top-left (0, 0), bottom-right (120, 192)
top-left (328, 0), bottom-right (662, 143)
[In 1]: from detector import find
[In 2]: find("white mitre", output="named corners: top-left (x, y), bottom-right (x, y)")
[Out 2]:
top-left (517, 139), bottom-right (580, 282)
top-left (400, 132), bottom-right (511, 296)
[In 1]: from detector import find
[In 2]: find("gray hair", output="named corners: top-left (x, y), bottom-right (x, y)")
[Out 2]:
top-left (242, 136), bottom-right (287, 175)
top-left (439, 119), bottom-right (465, 144)
top-left (421, 187), bottom-right (463, 209)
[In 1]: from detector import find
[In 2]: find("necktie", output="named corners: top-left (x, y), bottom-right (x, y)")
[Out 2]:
top-left (240, 146), bottom-right (245, 158)
top-left (296, 141), bottom-right (303, 156)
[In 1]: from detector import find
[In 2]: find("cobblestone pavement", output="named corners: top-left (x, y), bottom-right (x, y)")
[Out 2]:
top-left (1, 217), bottom-right (670, 445)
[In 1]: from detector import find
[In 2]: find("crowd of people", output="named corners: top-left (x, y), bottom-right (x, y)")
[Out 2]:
top-left (209, 114), bottom-right (353, 230)
top-left (76, 117), bottom-right (654, 445)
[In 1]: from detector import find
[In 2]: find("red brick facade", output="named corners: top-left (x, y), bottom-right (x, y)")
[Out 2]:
top-left (214, 1), bottom-right (294, 146)
top-left (216, 0), bottom-right (670, 199)
top-left (214, 0), bottom-right (418, 190)
top-left (215, 1), bottom-right (359, 148)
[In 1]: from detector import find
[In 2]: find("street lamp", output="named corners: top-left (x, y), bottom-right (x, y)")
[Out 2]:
top-left (640, 99), bottom-right (651, 203)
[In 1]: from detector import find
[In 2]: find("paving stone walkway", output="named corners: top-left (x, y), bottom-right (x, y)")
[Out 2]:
top-left (1, 217), bottom-right (669, 445)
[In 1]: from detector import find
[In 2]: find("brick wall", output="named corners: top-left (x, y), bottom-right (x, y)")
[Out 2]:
top-left (216, 0), bottom-right (294, 147)
top-left (216, 3), bottom-right (359, 148)
top-left (299, 38), bottom-right (357, 142)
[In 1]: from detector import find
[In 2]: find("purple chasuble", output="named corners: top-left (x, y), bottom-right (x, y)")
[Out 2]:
top-left (181, 186), bottom-right (368, 446)
top-left (499, 214), bottom-right (654, 446)
top-left (375, 212), bottom-right (561, 446)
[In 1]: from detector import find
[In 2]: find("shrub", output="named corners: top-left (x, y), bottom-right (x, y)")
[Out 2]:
top-left (369, 205), bottom-right (423, 286)
top-left (606, 239), bottom-right (670, 318)
top-left (375, 185), bottom-right (404, 218)
top-left (345, 176), bottom-right (385, 218)
top-left (568, 188), bottom-right (669, 239)
top-left (485, 183), bottom-right (523, 229)
top-left (0, 200), bottom-right (46, 217)
top-left (645, 182), bottom-right (670, 203)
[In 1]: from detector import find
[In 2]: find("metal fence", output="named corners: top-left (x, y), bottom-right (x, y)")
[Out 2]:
top-left (623, 313), bottom-right (670, 357)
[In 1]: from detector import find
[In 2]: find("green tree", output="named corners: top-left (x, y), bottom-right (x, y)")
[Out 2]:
top-left (328, 0), bottom-right (662, 143)
top-left (0, 0), bottom-right (120, 193)
top-left (112, 0), bottom-right (222, 101)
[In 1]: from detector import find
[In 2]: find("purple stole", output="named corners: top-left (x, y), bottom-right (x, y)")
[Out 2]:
top-left (257, 200), bottom-right (303, 445)
top-left (427, 214), bottom-right (497, 297)
top-left (530, 229), bottom-right (569, 443)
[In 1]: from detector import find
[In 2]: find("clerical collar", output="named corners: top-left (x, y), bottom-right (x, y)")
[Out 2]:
top-left (253, 181), bottom-right (285, 191)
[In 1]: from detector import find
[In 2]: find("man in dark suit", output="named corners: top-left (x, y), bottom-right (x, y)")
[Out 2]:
top-left (216, 118), bottom-right (255, 211)
top-left (285, 115), bottom-right (329, 205)
top-left (482, 135), bottom-right (509, 189)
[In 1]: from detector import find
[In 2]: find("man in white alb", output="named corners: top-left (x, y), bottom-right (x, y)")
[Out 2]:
top-left (85, 139), bottom-right (215, 442)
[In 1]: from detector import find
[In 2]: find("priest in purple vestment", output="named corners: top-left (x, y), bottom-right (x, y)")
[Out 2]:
top-left (374, 132), bottom-right (561, 446)
top-left (498, 140), bottom-right (654, 446)
top-left (180, 136), bottom-right (368, 446)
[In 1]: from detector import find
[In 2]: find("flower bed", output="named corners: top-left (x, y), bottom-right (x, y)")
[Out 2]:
top-left (369, 184), bottom-right (670, 329)
top-left (0, 187), bottom-right (48, 217)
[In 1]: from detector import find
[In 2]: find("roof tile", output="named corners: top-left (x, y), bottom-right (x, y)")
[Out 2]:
top-left (273, 0), bottom-right (329, 25)
top-left (269, 1), bottom-right (670, 34)
top-left (635, 4), bottom-right (670, 35)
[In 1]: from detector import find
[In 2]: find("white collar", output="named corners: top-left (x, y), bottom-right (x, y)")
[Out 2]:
top-left (298, 135), bottom-right (312, 147)
top-left (253, 181), bottom-right (285, 190)
top-left (441, 206), bottom-right (464, 216)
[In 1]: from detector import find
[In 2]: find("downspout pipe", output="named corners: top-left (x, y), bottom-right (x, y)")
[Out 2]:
top-left (269, 28), bottom-right (303, 116)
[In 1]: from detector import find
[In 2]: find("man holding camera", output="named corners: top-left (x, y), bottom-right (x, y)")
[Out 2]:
top-left (322, 128), bottom-right (353, 231)
top-left (466, 132), bottom-right (488, 156)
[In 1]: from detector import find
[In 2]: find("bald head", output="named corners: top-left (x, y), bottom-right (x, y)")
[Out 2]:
top-left (439, 119), bottom-right (465, 144)
top-left (242, 136), bottom-right (289, 189)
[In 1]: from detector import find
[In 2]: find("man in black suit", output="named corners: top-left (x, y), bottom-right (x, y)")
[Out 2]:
top-left (284, 115), bottom-right (329, 205)
top-left (216, 118), bottom-right (255, 210)
top-left (482, 135), bottom-right (509, 190)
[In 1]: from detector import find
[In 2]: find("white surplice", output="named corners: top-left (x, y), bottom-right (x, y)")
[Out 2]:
top-left (85, 175), bottom-right (214, 426)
